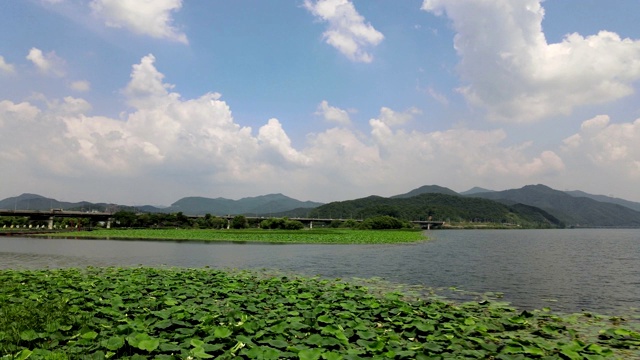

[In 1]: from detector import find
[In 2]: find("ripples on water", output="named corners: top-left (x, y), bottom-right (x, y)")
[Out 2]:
top-left (1, 229), bottom-right (638, 315)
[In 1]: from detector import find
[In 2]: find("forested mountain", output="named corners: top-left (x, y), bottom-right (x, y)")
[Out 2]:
top-left (306, 193), bottom-right (563, 228)
top-left (3, 185), bottom-right (639, 227)
top-left (469, 185), bottom-right (640, 227)
top-left (460, 187), bottom-right (495, 195)
top-left (0, 193), bottom-right (321, 216)
top-left (0, 193), bottom-right (119, 212)
top-left (564, 190), bottom-right (640, 212)
top-left (391, 185), bottom-right (459, 198)
top-left (166, 193), bottom-right (323, 216)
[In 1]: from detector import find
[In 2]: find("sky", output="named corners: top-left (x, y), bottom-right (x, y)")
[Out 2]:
top-left (1, 0), bottom-right (640, 206)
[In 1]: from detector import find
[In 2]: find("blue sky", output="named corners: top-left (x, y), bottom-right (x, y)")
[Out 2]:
top-left (1, 0), bottom-right (640, 205)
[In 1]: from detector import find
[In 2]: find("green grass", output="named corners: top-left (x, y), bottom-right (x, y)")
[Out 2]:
top-left (40, 228), bottom-right (427, 244)
top-left (0, 267), bottom-right (638, 359)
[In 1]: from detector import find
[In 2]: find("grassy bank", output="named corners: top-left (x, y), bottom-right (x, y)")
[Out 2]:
top-left (37, 229), bottom-right (426, 244)
top-left (1, 267), bottom-right (639, 359)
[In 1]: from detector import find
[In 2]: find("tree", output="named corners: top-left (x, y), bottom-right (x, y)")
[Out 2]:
top-left (359, 216), bottom-right (404, 230)
top-left (113, 211), bottom-right (137, 227)
top-left (231, 215), bottom-right (248, 229)
top-left (283, 219), bottom-right (304, 230)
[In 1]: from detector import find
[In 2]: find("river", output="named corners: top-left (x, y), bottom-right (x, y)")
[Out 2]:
top-left (1, 229), bottom-right (638, 315)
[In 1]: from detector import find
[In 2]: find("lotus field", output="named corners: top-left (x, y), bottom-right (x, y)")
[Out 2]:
top-left (1, 267), bottom-right (639, 359)
top-left (44, 229), bottom-right (426, 244)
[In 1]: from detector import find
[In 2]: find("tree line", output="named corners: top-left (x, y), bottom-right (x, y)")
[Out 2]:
top-left (112, 212), bottom-right (414, 230)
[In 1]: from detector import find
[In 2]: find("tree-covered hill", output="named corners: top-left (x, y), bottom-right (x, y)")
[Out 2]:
top-left (391, 185), bottom-right (459, 198)
top-left (164, 193), bottom-right (323, 216)
top-left (469, 184), bottom-right (640, 227)
top-left (306, 193), bottom-right (563, 228)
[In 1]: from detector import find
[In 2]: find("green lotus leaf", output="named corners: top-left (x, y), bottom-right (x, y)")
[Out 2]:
top-left (137, 338), bottom-right (160, 352)
top-left (101, 336), bottom-right (125, 351)
top-left (298, 348), bottom-right (323, 360)
top-left (81, 331), bottom-right (98, 340)
top-left (19, 330), bottom-right (39, 341)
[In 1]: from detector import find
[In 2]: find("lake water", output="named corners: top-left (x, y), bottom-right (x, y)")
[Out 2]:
top-left (1, 229), bottom-right (638, 315)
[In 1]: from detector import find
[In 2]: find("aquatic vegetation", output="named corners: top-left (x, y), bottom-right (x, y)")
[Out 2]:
top-left (0, 267), bottom-right (638, 359)
top-left (40, 229), bottom-right (426, 244)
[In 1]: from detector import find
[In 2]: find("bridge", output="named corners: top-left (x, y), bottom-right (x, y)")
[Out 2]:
top-left (0, 209), bottom-right (114, 229)
top-left (0, 210), bottom-right (445, 230)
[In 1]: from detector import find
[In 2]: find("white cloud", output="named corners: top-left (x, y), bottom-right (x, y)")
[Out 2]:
top-left (0, 100), bottom-right (41, 129)
top-left (0, 56), bottom-right (15, 74)
top-left (258, 119), bottom-right (310, 166)
top-left (563, 115), bottom-right (640, 177)
top-left (304, 0), bottom-right (384, 63)
top-left (70, 80), bottom-right (91, 92)
top-left (427, 87), bottom-right (449, 106)
top-left (0, 54), bottom-right (603, 204)
top-left (26, 47), bottom-right (65, 76)
top-left (557, 114), bottom-right (640, 198)
top-left (91, 0), bottom-right (188, 44)
top-left (315, 100), bottom-right (351, 125)
top-left (123, 54), bottom-right (175, 108)
top-left (422, 0), bottom-right (640, 123)
top-left (375, 106), bottom-right (421, 127)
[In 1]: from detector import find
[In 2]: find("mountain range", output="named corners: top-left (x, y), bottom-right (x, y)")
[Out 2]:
top-left (1, 184), bottom-right (639, 227)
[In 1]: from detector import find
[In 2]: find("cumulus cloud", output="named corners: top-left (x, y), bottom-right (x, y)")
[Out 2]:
top-left (315, 100), bottom-right (351, 125)
top-left (258, 119), bottom-right (310, 166)
top-left (0, 56), bottom-right (15, 74)
top-left (26, 48), bottom-right (65, 76)
top-left (304, 0), bottom-right (384, 63)
top-left (563, 115), bottom-right (640, 178)
top-left (367, 113), bottom-right (564, 180)
top-left (0, 54), bottom-right (576, 203)
top-left (422, 0), bottom-right (640, 122)
top-left (70, 80), bottom-right (91, 92)
top-left (91, 0), bottom-right (188, 44)
top-left (375, 106), bottom-right (421, 127)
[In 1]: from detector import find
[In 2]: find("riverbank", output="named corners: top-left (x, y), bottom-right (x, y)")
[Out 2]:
top-left (33, 228), bottom-right (427, 244)
top-left (1, 267), bottom-right (638, 359)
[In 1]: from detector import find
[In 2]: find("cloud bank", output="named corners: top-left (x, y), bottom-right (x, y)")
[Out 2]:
top-left (3, 54), bottom-right (614, 203)
top-left (422, 0), bottom-right (640, 123)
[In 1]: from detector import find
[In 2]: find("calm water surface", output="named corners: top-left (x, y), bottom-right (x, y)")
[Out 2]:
top-left (1, 229), bottom-right (638, 315)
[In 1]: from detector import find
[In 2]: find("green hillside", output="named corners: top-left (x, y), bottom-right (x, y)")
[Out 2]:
top-left (168, 193), bottom-right (323, 215)
top-left (470, 184), bottom-right (640, 227)
top-left (307, 193), bottom-right (563, 228)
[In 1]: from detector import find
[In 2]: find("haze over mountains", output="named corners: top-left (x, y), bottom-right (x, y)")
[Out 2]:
top-left (2, 184), bottom-right (640, 228)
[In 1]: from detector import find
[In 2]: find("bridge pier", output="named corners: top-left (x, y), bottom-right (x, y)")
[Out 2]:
top-left (309, 221), bottom-right (313, 229)
top-left (48, 216), bottom-right (54, 230)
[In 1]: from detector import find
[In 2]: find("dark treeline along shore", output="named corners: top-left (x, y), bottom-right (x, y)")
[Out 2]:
top-left (3, 183), bottom-right (640, 229)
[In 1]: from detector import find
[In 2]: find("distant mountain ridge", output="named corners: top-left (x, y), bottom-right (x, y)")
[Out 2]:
top-left (564, 190), bottom-right (640, 212)
top-left (2, 185), bottom-right (640, 227)
top-left (468, 184), bottom-right (640, 227)
top-left (0, 193), bottom-right (116, 212)
top-left (0, 193), bottom-right (322, 216)
top-left (305, 192), bottom-right (563, 228)
top-left (391, 185), bottom-right (458, 198)
top-left (166, 193), bottom-right (323, 216)
top-left (460, 187), bottom-right (495, 195)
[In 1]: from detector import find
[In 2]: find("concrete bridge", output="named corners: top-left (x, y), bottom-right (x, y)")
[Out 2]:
top-left (0, 210), bottom-right (445, 230)
top-left (0, 209), bottom-right (114, 229)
